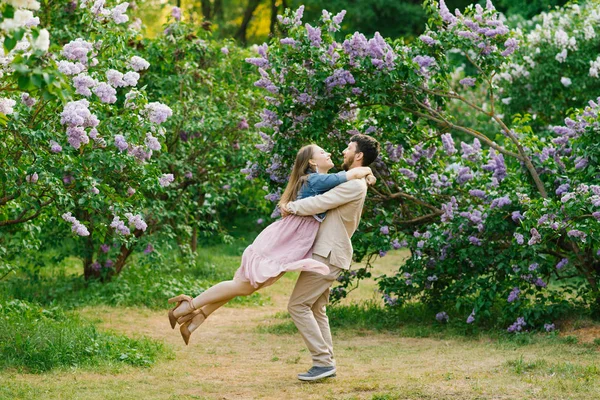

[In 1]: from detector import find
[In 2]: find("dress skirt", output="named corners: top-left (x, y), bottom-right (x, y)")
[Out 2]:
top-left (234, 215), bottom-right (330, 288)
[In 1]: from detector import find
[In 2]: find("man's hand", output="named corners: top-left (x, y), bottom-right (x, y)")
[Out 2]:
top-left (366, 174), bottom-right (377, 186)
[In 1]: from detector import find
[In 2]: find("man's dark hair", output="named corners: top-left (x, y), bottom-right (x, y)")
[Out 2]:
top-left (350, 134), bottom-right (380, 166)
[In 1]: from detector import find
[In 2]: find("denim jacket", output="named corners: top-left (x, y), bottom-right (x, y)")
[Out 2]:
top-left (297, 171), bottom-right (348, 222)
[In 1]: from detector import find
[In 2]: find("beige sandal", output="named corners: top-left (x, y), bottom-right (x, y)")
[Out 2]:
top-left (167, 294), bottom-right (193, 329)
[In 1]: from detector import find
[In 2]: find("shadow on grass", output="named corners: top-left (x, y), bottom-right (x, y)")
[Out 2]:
top-left (256, 300), bottom-right (600, 351)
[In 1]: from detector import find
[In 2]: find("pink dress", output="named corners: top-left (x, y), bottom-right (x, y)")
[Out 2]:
top-left (234, 214), bottom-right (330, 288)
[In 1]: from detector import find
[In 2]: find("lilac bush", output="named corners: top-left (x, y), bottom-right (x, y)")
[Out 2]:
top-left (246, 2), bottom-right (600, 330)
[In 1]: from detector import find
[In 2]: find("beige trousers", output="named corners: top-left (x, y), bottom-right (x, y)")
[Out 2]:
top-left (287, 254), bottom-right (343, 367)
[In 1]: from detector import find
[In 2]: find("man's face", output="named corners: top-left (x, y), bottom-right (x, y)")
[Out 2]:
top-left (342, 142), bottom-right (359, 171)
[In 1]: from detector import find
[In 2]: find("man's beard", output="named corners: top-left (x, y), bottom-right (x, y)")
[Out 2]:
top-left (341, 155), bottom-right (355, 171)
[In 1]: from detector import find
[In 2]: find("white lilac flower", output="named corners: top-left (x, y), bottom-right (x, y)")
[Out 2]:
top-left (0, 98), bottom-right (17, 115)
top-left (129, 56), bottom-right (150, 71)
top-left (560, 77), bottom-right (572, 87)
top-left (144, 102), bottom-right (173, 124)
top-left (111, 2), bottom-right (129, 24)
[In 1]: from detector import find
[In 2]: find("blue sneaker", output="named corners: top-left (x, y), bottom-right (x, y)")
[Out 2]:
top-left (297, 366), bottom-right (337, 381)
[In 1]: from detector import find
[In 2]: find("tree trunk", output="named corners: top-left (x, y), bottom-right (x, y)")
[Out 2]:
top-left (235, 0), bottom-right (262, 45)
top-left (269, 0), bottom-right (277, 36)
top-left (200, 0), bottom-right (212, 20)
top-left (114, 229), bottom-right (144, 275)
top-left (191, 225), bottom-right (198, 253)
top-left (214, 0), bottom-right (224, 21)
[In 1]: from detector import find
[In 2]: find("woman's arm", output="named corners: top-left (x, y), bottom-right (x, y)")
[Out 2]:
top-left (345, 166), bottom-right (372, 180)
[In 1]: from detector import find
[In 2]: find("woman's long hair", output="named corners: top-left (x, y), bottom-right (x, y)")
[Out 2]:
top-left (278, 144), bottom-right (316, 208)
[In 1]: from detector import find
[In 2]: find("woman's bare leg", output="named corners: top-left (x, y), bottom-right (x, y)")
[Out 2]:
top-left (179, 273), bottom-right (285, 334)
top-left (172, 279), bottom-right (257, 319)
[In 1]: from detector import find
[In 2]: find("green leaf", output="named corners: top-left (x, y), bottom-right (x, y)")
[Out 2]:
top-left (3, 36), bottom-right (17, 52)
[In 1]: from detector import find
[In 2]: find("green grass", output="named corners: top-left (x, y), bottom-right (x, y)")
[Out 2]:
top-left (0, 299), bottom-right (170, 373)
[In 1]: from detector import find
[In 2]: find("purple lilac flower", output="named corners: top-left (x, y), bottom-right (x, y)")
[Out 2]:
top-left (144, 243), bottom-right (154, 254)
top-left (507, 317), bottom-right (526, 333)
top-left (556, 258), bottom-right (569, 269)
top-left (469, 236), bottom-right (482, 246)
top-left (544, 323), bottom-right (555, 332)
top-left (91, 262), bottom-right (101, 271)
top-left (26, 172), bottom-right (38, 183)
top-left (482, 151), bottom-right (507, 181)
top-left (439, 0), bottom-right (457, 24)
top-left (461, 139), bottom-right (482, 161)
top-left (383, 293), bottom-right (398, 307)
top-left (507, 287), bottom-right (520, 302)
top-left (529, 263), bottom-right (538, 271)
top-left (21, 93), bottom-right (37, 107)
top-left (528, 228), bottom-right (541, 245)
top-left (419, 35), bottom-right (439, 46)
top-left (399, 168), bottom-right (418, 181)
top-left (514, 233), bottom-right (524, 244)
top-left (567, 230), bottom-right (586, 240)
top-left (534, 278), bottom-right (547, 287)
top-left (125, 213), bottom-right (148, 231)
top-left (459, 77), bottom-right (476, 87)
top-left (114, 135), bottom-right (128, 151)
top-left (574, 157), bottom-right (588, 169)
top-left (593, 212), bottom-right (600, 221)
top-left (469, 189), bottom-right (486, 199)
top-left (110, 216), bottom-right (131, 235)
top-left (391, 239), bottom-right (401, 250)
top-left (305, 23), bottom-right (322, 47)
top-left (105, 259), bottom-right (114, 268)
top-left (511, 211), bottom-right (524, 222)
top-left (490, 195), bottom-right (511, 209)
top-left (436, 311), bottom-right (449, 323)
top-left (50, 140), bottom-right (62, 153)
top-left (441, 196), bottom-right (458, 222)
top-left (441, 133), bottom-right (457, 155)
top-left (100, 244), bottom-right (110, 253)
top-left (555, 184), bottom-right (570, 196)
top-left (466, 310), bottom-right (475, 324)
top-left (456, 167), bottom-right (473, 184)
top-left (427, 275), bottom-right (438, 282)
top-left (324, 69), bottom-right (355, 90)
top-left (379, 250), bottom-right (387, 258)
top-left (159, 174), bottom-right (174, 187)
top-left (171, 6), bottom-right (181, 21)
top-left (145, 133), bottom-right (161, 151)
top-left (380, 226), bottom-right (390, 235)
top-left (62, 212), bottom-right (90, 236)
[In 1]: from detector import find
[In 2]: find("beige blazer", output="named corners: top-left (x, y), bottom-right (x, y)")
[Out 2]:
top-left (287, 178), bottom-right (367, 270)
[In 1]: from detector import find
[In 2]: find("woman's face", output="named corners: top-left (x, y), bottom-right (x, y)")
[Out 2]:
top-left (310, 146), bottom-right (334, 173)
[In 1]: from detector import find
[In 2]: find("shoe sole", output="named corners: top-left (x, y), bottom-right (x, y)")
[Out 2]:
top-left (297, 370), bottom-right (337, 381)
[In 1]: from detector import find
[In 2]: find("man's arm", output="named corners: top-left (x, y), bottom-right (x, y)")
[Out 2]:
top-left (286, 179), bottom-right (365, 216)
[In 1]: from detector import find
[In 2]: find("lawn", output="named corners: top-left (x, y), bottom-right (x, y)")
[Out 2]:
top-left (1, 249), bottom-right (599, 400)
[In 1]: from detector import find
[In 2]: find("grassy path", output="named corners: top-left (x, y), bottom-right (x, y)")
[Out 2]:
top-left (2, 251), bottom-right (600, 399)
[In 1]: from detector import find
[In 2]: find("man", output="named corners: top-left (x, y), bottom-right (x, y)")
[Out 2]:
top-left (283, 134), bottom-right (380, 381)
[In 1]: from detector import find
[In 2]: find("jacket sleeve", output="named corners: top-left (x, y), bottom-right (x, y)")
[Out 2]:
top-left (288, 179), bottom-right (364, 216)
top-left (308, 171), bottom-right (348, 195)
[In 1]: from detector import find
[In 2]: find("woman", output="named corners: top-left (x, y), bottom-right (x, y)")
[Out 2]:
top-left (168, 144), bottom-right (375, 344)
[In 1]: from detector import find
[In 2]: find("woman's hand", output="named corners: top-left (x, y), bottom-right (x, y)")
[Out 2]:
top-left (280, 203), bottom-right (291, 218)
top-left (366, 174), bottom-right (377, 186)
